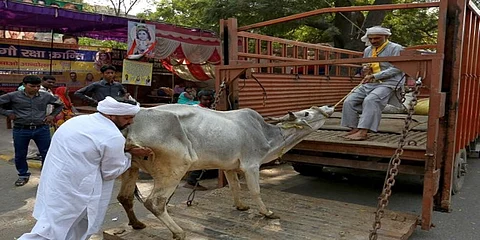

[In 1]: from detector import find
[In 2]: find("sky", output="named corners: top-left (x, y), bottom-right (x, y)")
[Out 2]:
top-left (83, 0), bottom-right (153, 16)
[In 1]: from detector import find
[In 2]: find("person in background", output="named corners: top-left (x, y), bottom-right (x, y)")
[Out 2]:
top-left (177, 86), bottom-right (199, 105)
top-left (0, 75), bottom-right (64, 186)
top-left (18, 97), bottom-right (152, 240)
top-left (40, 75), bottom-right (56, 95)
top-left (19, 75), bottom-right (56, 161)
top-left (54, 86), bottom-right (77, 129)
top-left (85, 72), bottom-right (95, 85)
top-left (174, 84), bottom-right (184, 95)
top-left (183, 90), bottom-right (215, 191)
top-left (75, 65), bottom-right (128, 106)
top-left (62, 34), bottom-right (79, 45)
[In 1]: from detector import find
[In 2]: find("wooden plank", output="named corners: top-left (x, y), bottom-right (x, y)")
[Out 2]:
top-left (282, 154), bottom-right (425, 175)
top-left (104, 187), bottom-right (418, 240)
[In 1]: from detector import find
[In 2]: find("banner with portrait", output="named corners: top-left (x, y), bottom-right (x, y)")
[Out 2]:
top-left (122, 59), bottom-right (153, 86)
top-left (127, 21), bottom-right (156, 60)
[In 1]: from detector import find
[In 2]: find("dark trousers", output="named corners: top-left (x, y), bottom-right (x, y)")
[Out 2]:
top-left (13, 125), bottom-right (51, 178)
top-left (186, 170), bottom-right (202, 185)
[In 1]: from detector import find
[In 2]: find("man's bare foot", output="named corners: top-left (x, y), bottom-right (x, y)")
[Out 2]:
top-left (344, 129), bottom-right (368, 141)
top-left (344, 128), bottom-right (360, 137)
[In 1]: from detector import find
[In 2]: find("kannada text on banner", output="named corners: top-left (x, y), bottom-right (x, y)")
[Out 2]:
top-left (122, 59), bottom-right (153, 86)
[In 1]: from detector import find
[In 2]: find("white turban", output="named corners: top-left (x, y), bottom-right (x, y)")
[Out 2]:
top-left (361, 26), bottom-right (392, 46)
top-left (97, 96), bottom-right (140, 116)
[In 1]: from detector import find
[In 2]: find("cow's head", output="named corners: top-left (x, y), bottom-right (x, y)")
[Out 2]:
top-left (268, 105), bottom-right (334, 130)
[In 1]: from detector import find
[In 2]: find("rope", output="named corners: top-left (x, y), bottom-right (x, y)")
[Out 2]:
top-left (333, 83), bottom-right (361, 109)
top-left (186, 169), bottom-right (206, 207)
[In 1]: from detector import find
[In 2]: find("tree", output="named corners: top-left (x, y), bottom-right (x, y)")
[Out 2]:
top-left (141, 0), bottom-right (439, 51)
top-left (108, 0), bottom-right (141, 16)
top-left (84, 0), bottom-right (143, 16)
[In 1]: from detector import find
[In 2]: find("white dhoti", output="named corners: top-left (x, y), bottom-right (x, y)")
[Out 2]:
top-left (341, 85), bottom-right (393, 132)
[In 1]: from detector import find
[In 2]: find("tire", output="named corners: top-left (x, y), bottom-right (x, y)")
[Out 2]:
top-left (452, 148), bottom-right (467, 195)
top-left (292, 163), bottom-right (324, 176)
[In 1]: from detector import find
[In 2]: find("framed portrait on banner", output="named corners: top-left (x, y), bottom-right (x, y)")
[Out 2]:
top-left (127, 21), bottom-right (156, 59)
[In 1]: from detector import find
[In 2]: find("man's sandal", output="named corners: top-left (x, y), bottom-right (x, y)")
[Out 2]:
top-left (15, 178), bottom-right (29, 187)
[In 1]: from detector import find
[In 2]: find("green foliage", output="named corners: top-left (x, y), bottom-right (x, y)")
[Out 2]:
top-left (140, 0), bottom-right (440, 48)
top-left (383, 8), bottom-right (438, 46)
top-left (137, 0), bottom-right (217, 30)
top-left (78, 37), bottom-right (127, 49)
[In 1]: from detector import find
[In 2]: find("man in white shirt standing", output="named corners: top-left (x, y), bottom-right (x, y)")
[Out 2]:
top-left (19, 97), bottom-right (152, 240)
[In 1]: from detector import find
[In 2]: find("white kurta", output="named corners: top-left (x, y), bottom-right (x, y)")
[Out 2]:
top-left (20, 113), bottom-right (131, 240)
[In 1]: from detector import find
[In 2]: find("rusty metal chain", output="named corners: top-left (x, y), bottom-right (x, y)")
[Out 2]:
top-left (210, 80), bottom-right (227, 110)
top-left (369, 77), bottom-right (423, 240)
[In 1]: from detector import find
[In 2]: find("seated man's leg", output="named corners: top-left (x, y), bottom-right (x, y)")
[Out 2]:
top-left (341, 86), bottom-right (368, 135)
top-left (350, 86), bottom-right (392, 139)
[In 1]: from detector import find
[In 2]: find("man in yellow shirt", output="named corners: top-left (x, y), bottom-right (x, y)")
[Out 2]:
top-left (342, 26), bottom-right (405, 140)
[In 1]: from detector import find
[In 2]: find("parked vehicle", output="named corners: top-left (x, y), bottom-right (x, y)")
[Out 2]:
top-left (215, 0), bottom-right (479, 236)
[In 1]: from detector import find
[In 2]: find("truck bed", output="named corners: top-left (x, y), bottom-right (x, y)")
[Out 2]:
top-left (283, 113), bottom-right (428, 175)
top-left (103, 186), bottom-right (418, 240)
top-left (298, 112), bottom-right (427, 153)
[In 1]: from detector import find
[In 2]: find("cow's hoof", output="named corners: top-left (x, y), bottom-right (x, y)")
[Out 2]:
top-left (129, 221), bottom-right (146, 229)
top-left (236, 205), bottom-right (250, 211)
top-left (173, 231), bottom-right (186, 240)
top-left (264, 212), bottom-right (280, 219)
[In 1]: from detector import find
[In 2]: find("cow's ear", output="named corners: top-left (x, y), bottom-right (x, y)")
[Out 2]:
top-left (288, 111), bottom-right (296, 121)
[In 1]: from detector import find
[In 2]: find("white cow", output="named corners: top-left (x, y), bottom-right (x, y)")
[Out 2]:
top-left (118, 104), bottom-right (334, 239)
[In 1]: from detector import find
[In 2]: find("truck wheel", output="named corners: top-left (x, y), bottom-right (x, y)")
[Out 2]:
top-left (452, 148), bottom-right (467, 195)
top-left (292, 163), bottom-right (324, 176)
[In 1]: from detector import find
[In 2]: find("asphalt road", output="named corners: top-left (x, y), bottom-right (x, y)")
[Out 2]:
top-left (0, 116), bottom-right (478, 239)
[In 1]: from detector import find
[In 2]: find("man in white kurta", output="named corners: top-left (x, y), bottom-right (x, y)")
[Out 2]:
top-left (341, 26), bottom-right (405, 140)
top-left (19, 97), bottom-right (152, 240)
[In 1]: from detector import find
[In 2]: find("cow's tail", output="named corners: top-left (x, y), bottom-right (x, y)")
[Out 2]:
top-left (134, 185), bottom-right (144, 204)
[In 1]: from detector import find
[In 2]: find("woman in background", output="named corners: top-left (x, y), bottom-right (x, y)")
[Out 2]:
top-left (177, 86), bottom-right (199, 105)
top-left (54, 87), bottom-right (76, 129)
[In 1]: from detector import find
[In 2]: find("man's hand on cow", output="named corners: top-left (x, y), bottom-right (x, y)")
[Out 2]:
top-left (128, 147), bottom-right (153, 158)
top-left (361, 74), bottom-right (375, 84)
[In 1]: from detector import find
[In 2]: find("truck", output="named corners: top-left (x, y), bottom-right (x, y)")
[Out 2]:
top-left (215, 0), bottom-right (480, 236)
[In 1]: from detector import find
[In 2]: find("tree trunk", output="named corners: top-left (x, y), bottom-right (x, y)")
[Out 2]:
top-left (334, 0), bottom-right (393, 51)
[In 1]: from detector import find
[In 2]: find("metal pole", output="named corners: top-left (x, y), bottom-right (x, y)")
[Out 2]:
top-left (49, 30), bottom-right (54, 75)
top-left (171, 73), bottom-right (174, 103)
